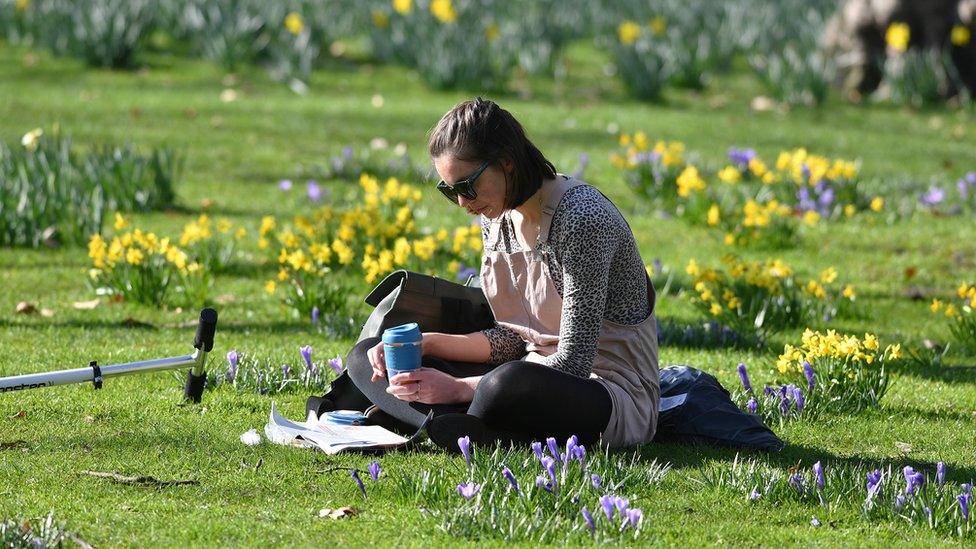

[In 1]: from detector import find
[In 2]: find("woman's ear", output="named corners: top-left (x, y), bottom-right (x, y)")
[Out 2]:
top-left (500, 157), bottom-right (514, 175)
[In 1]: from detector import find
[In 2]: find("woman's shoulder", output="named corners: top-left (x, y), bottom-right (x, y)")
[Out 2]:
top-left (552, 177), bottom-right (621, 226)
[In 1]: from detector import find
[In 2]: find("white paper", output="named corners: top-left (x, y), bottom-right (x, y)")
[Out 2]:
top-left (264, 402), bottom-right (409, 455)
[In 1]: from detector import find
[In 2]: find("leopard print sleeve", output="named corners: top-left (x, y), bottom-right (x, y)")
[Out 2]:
top-left (481, 325), bottom-right (528, 365)
top-left (540, 189), bottom-right (623, 378)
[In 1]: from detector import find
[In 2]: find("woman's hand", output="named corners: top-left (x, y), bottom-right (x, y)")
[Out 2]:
top-left (367, 341), bottom-right (387, 382)
top-left (386, 368), bottom-right (466, 404)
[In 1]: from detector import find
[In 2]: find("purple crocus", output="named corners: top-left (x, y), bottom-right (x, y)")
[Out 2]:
top-left (780, 396), bottom-right (791, 416)
top-left (535, 475), bottom-right (553, 493)
top-left (458, 436), bottom-right (472, 467)
top-left (652, 258), bottom-right (663, 276)
top-left (789, 474), bottom-right (804, 492)
top-left (278, 179), bottom-right (293, 191)
top-left (307, 180), bottom-right (322, 202)
top-left (763, 385), bottom-right (775, 397)
top-left (904, 466), bottom-right (925, 495)
top-left (541, 456), bottom-right (558, 485)
top-left (457, 482), bottom-right (481, 499)
top-left (895, 494), bottom-right (906, 511)
top-left (456, 266), bottom-right (478, 281)
top-left (368, 461), bottom-right (381, 481)
top-left (599, 495), bottom-right (615, 519)
top-left (749, 487), bottom-right (761, 500)
top-left (546, 437), bottom-right (559, 458)
top-left (226, 350), bottom-right (239, 382)
top-left (792, 386), bottom-right (805, 412)
top-left (936, 462), bottom-right (946, 488)
top-left (800, 163), bottom-right (811, 181)
top-left (531, 441), bottom-right (544, 460)
top-left (959, 493), bottom-right (971, 522)
top-left (581, 507), bottom-right (596, 535)
top-left (572, 444), bottom-right (586, 463)
top-left (351, 469), bottom-right (366, 498)
top-left (501, 466), bottom-right (519, 492)
top-left (746, 398), bottom-right (757, 414)
top-left (803, 362), bottom-right (816, 392)
top-left (624, 508), bottom-right (643, 530)
top-left (613, 495), bottom-right (629, 515)
top-left (813, 461), bottom-right (825, 490)
top-left (591, 474), bottom-right (602, 489)
top-left (281, 364), bottom-right (291, 379)
top-left (737, 363), bottom-right (752, 392)
top-left (963, 483), bottom-right (973, 495)
top-left (341, 146), bottom-right (354, 159)
top-left (866, 469), bottom-right (883, 497)
top-left (728, 147), bottom-right (756, 169)
top-left (920, 186), bottom-right (945, 206)
top-left (328, 355), bottom-right (343, 374)
top-left (300, 345), bottom-right (314, 374)
top-left (311, 306), bottom-right (320, 325)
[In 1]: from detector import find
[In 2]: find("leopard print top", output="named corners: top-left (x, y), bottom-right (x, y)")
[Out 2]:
top-left (480, 179), bottom-right (652, 378)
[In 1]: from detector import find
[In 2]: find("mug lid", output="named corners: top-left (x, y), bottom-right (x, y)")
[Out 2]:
top-left (382, 322), bottom-right (421, 344)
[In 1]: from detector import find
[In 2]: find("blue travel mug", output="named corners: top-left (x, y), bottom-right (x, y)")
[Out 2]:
top-left (382, 322), bottom-right (423, 379)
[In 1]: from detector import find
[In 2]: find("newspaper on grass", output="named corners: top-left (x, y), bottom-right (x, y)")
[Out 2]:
top-left (264, 402), bottom-right (420, 454)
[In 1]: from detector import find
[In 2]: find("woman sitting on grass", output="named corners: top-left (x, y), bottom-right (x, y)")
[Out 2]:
top-left (347, 97), bottom-right (659, 451)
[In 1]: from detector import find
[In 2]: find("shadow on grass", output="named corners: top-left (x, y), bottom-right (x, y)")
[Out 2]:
top-left (637, 441), bottom-right (976, 483)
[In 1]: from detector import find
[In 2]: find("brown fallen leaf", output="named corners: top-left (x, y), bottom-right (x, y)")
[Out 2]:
top-left (15, 302), bottom-right (38, 315)
top-left (81, 470), bottom-right (199, 487)
top-left (8, 410), bottom-right (26, 419)
top-left (894, 441), bottom-right (913, 454)
top-left (318, 507), bottom-right (359, 519)
top-left (73, 299), bottom-right (100, 310)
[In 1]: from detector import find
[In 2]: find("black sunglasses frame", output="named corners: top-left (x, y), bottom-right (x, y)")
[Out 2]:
top-left (436, 160), bottom-right (490, 204)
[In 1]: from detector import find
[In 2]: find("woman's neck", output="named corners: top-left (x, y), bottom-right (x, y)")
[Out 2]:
top-left (512, 180), bottom-right (549, 225)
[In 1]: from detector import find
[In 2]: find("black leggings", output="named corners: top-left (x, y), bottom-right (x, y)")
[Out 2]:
top-left (347, 337), bottom-right (613, 445)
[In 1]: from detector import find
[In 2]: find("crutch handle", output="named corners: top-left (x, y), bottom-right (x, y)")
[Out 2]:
top-left (194, 308), bottom-right (218, 352)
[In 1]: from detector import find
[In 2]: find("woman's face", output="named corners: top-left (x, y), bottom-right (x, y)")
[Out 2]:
top-left (433, 155), bottom-right (510, 219)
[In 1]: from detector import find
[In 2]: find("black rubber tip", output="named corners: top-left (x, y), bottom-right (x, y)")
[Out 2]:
top-left (194, 308), bottom-right (218, 352)
top-left (184, 369), bottom-right (207, 403)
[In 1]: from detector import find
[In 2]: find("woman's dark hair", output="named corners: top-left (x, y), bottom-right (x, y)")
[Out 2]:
top-left (427, 97), bottom-right (557, 209)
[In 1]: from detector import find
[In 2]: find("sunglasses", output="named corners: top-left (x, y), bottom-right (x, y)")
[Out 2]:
top-left (436, 160), bottom-right (490, 204)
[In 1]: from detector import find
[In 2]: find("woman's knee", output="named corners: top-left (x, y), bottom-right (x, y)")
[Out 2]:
top-left (475, 361), bottom-right (533, 405)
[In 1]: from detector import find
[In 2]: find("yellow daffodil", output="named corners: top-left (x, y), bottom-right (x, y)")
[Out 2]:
top-left (886, 22), bottom-right (910, 52)
top-left (870, 197), bottom-right (884, 212)
top-left (15, 0), bottom-right (29, 12)
top-left (430, 0), bottom-right (456, 23)
top-left (930, 298), bottom-right (943, 313)
top-left (372, 10), bottom-right (389, 28)
top-left (718, 166), bottom-right (741, 184)
top-left (842, 284), bottom-right (856, 300)
top-left (284, 12), bottom-right (305, 35)
top-left (393, 0), bottom-right (412, 15)
top-left (707, 204), bottom-right (720, 226)
top-left (649, 16), bottom-right (667, 36)
top-left (820, 267), bottom-right (838, 284)
top-left (951, 25), bottom-right (971, 46)
top-left (485, 22), bottom-right (500, 42)
top-left (618, 20), bottom-right (641, 45)
top-left (264, 280), bottom-right (277, 294)
top-left (844, 204), bottom-right (857, 217)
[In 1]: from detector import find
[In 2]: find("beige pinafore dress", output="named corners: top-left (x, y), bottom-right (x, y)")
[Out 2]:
top-left (479, 176), bottom-right (660, 448)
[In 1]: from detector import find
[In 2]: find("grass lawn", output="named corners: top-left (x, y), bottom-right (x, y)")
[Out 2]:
top-left (1, 40), bottom-right (975, 546)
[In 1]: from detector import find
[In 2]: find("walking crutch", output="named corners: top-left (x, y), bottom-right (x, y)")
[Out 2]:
top-left (0, 308), bottom-right (218, 403)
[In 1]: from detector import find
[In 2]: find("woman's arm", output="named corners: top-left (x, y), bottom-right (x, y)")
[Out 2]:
top-left (422, 331), bottom-right (492, 363)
